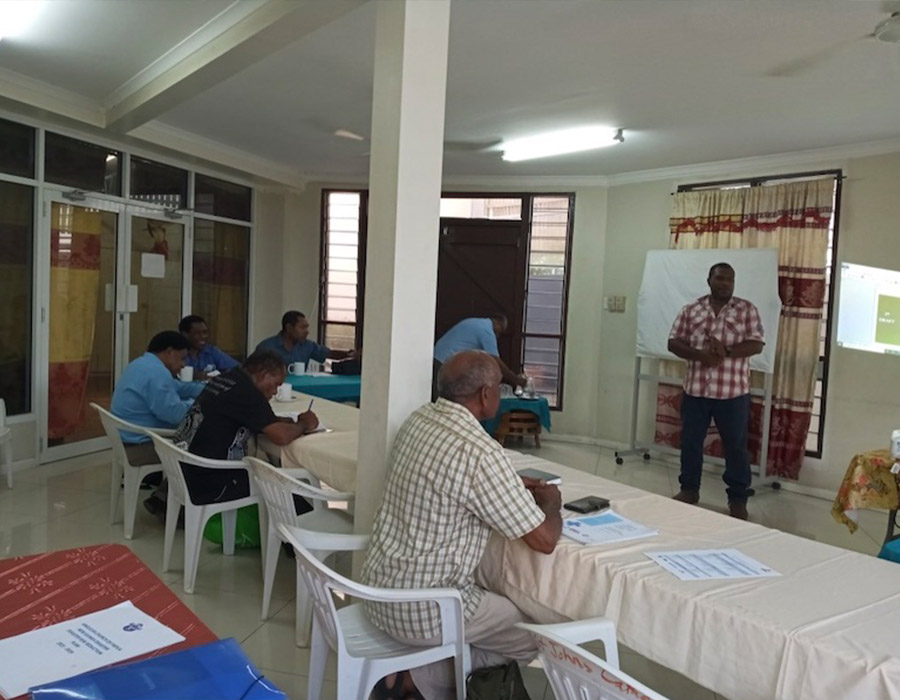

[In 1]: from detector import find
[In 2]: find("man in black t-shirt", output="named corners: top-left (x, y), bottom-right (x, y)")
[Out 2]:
top-left (173, 349), bottom-right (318, 505)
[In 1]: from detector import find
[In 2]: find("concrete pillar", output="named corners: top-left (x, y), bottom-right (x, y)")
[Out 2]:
top-left (355, 0), bottom-right (450, 540)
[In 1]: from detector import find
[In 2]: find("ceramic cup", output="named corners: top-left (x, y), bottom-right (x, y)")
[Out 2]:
top-left (287, 362), bottom-right (306, 376)
top-left (179, 366), bottom-right (194, 382)
top-left (276, 383), bottom-right (292, 401)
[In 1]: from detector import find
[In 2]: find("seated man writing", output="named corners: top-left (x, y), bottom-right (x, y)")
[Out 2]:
top-left (111, 330), bottom-right (204, 467)
top-left (362, 350), bottom-right (562, 700)
top-left (172, 349), bottom-right (318, 507)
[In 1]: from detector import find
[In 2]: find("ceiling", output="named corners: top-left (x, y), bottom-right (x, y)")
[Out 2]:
top-left (1, 0), bottom-right (900, 185)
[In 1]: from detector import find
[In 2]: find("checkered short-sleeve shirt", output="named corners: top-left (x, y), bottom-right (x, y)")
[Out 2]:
top-left (361, 399), bottom-right (546, 640)
top-left (669, 295), bottom-right (765, 399)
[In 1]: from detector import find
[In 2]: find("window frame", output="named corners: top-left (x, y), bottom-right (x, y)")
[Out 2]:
top-left (678, 169), bottom-right (843, 458)
top-left (320, 190), bottom-right (576, 410)
top-left (319, 189), bottom-right (368, 350)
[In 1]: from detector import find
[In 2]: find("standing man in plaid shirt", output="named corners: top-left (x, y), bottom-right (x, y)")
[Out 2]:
top-left (668, 262), bottom-right (765, 520)
top-left (362, 350), bottom-right (562, 700)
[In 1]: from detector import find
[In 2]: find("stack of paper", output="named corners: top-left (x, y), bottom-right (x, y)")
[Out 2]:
top-left (646, 549), bottom-right (781, 581)
top-left (562, 510), bottom-right (658, 545)
top-left (0, 602), bottom-right (184, 699)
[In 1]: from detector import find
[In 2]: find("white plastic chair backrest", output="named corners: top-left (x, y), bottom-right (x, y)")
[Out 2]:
top-left (278, 523), bottom-right (373, 657)
top-left (91, 403), bottom-right (147, 469)
top-left (247, 457), bottom-right (354, 530)
top-left (519, 623), bottom-right (670, 700)
top-left (148, 432), bottom-right (250, 506)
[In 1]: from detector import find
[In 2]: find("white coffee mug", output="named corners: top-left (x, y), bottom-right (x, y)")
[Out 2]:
top-left (179, 366), bottom-right (194, 382)
top-left (287, 362), bottom-right (306, 376)
top-left (276, 382), bottom-right (292, 400)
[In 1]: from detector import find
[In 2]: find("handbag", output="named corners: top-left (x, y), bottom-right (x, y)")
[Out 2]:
top-left (466, 662), bottom-right (531, 700)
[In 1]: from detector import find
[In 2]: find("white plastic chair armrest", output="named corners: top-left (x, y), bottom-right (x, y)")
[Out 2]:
top-left (520, 616), bottom-right (617, 647)
top-left (283, 526), bottom-right (369, 552)
top-left (146, 427), bottom-right (176, 438)
top-left (281, 468), bottom-right (320, 486)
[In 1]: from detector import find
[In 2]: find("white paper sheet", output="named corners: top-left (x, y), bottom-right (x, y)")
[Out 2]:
top-left (0, 601), bottom-right (185, 698)
top-left (140, 252), bottom-right (166, 279)
top-left (646, 549), bottom-right (781, 581)
top-left (273, 412), bottom-right (330, 433)
top-left (562, 510), bottom-right (658, 545)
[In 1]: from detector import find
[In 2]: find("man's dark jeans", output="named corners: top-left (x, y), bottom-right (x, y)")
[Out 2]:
top-left (679, 393), bottom-right (752, 503)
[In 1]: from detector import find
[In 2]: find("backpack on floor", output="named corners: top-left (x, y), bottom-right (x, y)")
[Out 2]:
top-left (466, 662), bottom-right (531, 700)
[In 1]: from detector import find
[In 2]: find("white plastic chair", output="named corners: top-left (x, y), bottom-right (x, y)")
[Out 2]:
top-left (91, 403), bottom-right (174, 539)
top-left (247, 457), bottom-right (355, 645)
top-left (518, 618), bottom-right (671, 700)
top-left (148, 433), bottom-right (263, 594)
top-left (279, 523), bottom-right (471, 700)
top-left (0, 399), bottom-right (12, 489)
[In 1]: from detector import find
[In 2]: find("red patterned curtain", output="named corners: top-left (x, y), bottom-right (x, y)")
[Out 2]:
top-left (654, 179), bottom-right (834, 479)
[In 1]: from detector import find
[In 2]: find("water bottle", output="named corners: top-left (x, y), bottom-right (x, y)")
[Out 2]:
top-left (525, 375), bottom-right (536, 398)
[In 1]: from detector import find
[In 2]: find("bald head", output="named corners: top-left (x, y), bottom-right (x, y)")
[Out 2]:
top-left (438, 351), bottom-right (502, 403)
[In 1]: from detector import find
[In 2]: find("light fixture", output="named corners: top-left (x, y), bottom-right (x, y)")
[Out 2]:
top-left (501, 126), bottom-right (624, 162)
top-left (334, 129), bottom-right (365, 141)
top-left (0, 1), bottom-right (44, 42)
top-left (874, 13), bottom-right (900, 44)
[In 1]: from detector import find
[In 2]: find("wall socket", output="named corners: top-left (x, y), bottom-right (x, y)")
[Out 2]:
top-left (603, 295), bottom-right (627, 313)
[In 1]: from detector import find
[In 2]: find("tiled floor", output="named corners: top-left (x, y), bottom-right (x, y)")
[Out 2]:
top-left (0, 443), bottom-right (885, 700)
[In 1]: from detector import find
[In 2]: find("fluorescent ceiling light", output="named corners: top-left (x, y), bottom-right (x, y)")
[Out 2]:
top-left (0, 0), bottom-right (44, 41)
top-left (501, 126), bottom-right (624, 162)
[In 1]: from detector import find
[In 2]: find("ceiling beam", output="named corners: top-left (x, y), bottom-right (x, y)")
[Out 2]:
top-left (104, 0), bottom-right (367, 134)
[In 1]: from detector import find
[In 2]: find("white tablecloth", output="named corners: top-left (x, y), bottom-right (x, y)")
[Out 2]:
top-left (271, 392), bottom-right (360, 493)
top-left (265, 402), bottom-right (900, 699)
top-left (480, 453), bottom-right (900, 700)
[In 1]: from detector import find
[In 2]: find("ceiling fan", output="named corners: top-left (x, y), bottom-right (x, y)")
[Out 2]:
top-left (333, 128), bottom-right (500, 155)
top-left (767, 1), bottom-right (900, 77)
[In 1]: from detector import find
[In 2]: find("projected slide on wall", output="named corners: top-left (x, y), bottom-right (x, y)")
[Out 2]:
top-left (837, 263), bottom-right (900, 355)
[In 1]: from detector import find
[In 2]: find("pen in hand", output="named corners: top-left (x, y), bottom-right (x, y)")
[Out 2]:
top-left (307, 399), bottom-right (314, 413)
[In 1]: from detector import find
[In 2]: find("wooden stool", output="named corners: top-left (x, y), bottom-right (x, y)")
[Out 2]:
top-left (494, 410), bottom-right (541, 447)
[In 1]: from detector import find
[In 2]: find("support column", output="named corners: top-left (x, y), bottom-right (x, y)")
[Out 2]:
top-left (355, 0), bottom-right (450, 540)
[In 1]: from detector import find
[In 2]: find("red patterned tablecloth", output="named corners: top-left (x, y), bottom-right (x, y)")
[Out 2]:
top-left (0, 543), bottom-right (217, 699)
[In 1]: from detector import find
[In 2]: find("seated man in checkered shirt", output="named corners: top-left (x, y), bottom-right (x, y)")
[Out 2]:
top-left (668, 262), bottom-right (765, 520)
top-left (362, 350), bottom-right (562, 700)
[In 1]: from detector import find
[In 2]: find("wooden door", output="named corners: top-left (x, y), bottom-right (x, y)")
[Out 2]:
top-left (435, 219), bottom-right (528, 372)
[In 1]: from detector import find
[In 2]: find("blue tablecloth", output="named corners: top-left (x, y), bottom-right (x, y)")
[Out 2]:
top-left (482, 396), bottom-right (552, 436)
top-left (285, 374), bottom-right (361, 403)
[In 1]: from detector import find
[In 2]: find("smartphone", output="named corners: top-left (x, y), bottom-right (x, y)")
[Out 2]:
top-left (564, 496), bottom-right (611, 514)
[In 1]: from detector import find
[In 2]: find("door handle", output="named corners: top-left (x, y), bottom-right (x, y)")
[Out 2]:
top-left (104, 283), bottom-right (114, 312)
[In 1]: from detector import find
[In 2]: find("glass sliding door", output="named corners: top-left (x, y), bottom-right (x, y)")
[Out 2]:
top-left (127, 214), bottom-right (184, 361)
top-left (44, 199), bottom-right (119, 456)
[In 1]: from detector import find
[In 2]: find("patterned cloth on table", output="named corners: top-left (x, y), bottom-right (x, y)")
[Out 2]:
top-left (832, 449), bottom-right (900, 534)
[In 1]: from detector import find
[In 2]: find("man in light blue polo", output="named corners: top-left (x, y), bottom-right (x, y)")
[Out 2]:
top-left (256, 310), bottom-right (356, 368)
top-left (433, 313), bottom-right (525, 400)
top-left (179, 314), bottom-right (238, 379)
top-left (111, 330), bottom-right (204, 465)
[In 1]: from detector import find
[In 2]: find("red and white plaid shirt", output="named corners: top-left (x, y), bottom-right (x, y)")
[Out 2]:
top-left (669, 295), bottom-right (765, 400)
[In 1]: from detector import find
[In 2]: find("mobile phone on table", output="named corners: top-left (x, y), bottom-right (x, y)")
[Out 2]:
top-left (564, 496), bottom-right (611, 514)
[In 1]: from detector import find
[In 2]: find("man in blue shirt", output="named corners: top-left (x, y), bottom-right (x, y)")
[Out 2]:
top-left (433, 313), bottom-right (526, 400)
top-left (179, 314), bottom-right (239, 379)
top-left (256, 310), bottom-right (357, 368)
top-left (111, 330), bottom-right (204, 466)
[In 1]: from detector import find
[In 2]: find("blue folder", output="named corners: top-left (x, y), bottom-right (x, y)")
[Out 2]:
top-left (29, 638), bottom-right (286, 700)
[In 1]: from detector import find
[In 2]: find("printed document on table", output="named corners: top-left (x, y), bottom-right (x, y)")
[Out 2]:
top-left (562, 510), bottom-right (658, 545)
top-left (646, 549), bottom-right (781, 581)
top-left (0, 601), bottom-right (185, 698)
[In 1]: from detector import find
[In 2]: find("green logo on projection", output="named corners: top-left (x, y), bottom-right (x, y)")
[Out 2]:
top-left (876, 295), bottom-right (900, 346)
